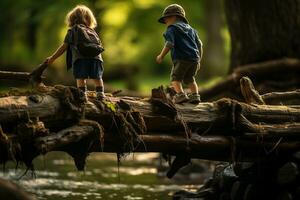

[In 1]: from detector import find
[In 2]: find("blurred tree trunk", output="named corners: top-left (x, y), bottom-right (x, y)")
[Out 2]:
top-left (202, 0), bottom-right (226, 78)
top-left (27, 8), bottom-right (38, 50)
top-left (225, 0), bottom-right (300, 72)
top-left (88, 0), bottom-right (138, 91)
top-left (89, 0), bottom-right (105, 33)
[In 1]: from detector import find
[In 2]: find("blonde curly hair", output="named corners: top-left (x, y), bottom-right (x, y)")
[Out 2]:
top-left (66, 5), bottom-right (97, 28)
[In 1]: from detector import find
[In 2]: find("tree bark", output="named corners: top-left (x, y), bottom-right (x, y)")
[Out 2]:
top-left (34, 125), bottom-right (300, 162)
top-left (0, 71), bottom-right (32, 81)
top-left (261, 90), bottom-right (300, 105)
top-left (0, 82), bottom-right (299, 173)
top-left (202, 0), bottom-right (226, 78)
top-left (224, 0), bottom-right (300, 71)
top-left (1, 89), bottom-right (299, 134)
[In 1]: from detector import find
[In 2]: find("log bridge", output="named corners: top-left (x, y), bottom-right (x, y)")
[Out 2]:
top-left (0, 72), bottom-right (300, 178)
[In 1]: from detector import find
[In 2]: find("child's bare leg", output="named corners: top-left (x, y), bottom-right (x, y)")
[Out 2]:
top-left (76, 79), bottom-right (86, 88)
top-left (188, 81), bottom-right (199, 94)
top-left (77, 79), bottom-right (87, 101)
top-left (93, 79), bottom-right (103, 87)
top-left (171, 81), bottom-right (184, 93)
top-left (93, 79), bottom-right (105, 99)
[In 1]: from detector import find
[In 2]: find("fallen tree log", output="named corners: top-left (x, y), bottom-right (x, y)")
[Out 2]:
top-left (0, 71), bottom-right (31, 81)
top-left (199, 58), bottom-right (300, 101)
top-left (34, 124), bottom-right (300, 162)
top-left (0, 177), bottom-right (36, 200)
top-left (0, 76), bottom-right (299, 177)
top-left (0, 65), bottom-right (46, 86)
top-left (1, 88), bottom-right (300, 134)
top-left (261, 89), bottom-right (300, 105)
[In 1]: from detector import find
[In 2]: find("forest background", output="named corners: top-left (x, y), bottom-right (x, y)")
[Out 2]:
top-left (0, 0), bottom-right (229, 95)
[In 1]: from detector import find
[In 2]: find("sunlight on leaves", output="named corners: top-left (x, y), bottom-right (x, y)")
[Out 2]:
top-left (103, 2), bottom-right (131, 27)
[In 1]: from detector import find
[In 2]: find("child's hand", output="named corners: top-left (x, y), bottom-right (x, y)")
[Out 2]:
top-left (156, 54), bottom-right (163, 64)
top-left (45, 56), bottom-right (55, 65)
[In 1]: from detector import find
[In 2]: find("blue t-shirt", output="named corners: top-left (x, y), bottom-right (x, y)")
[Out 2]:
top-left (163, 21), bottom-right (202, 62)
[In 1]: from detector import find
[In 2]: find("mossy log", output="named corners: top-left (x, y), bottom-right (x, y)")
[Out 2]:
top-left (0, 85), bottom-right (299, 164)
top-left (1, 89), bottom-right (299, 134)
top-left (0, 76), bottom-right (299, 177)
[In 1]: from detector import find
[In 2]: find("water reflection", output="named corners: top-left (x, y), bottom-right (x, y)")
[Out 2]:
top-left (0, 152), bottom-right (206, 200)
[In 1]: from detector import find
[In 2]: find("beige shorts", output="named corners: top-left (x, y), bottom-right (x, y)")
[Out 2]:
top-left (171, 60), bottom-right (200, 84)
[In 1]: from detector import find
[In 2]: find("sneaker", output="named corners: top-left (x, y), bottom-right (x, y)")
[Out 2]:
top-left (188, 93), bottom-right (201, 104)
top-left (96, 92), bottom-right (106, 100)
top-left (173, 93), bottom-right (189, 104)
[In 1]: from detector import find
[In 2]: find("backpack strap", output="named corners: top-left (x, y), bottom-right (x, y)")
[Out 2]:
top-left (72, 25), bottom-right (79, 47)
top-left (66, 45), bottom-right (72, 71)
top-left (66, 26), bottom-right (77, 71)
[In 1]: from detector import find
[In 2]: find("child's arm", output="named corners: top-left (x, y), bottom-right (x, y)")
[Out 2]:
top-left (156, 45), bottom-right (171, 64)
top-left (46, 43), bottom-right (68, 64)
top-left (157, 27), bottom-right (175, 64)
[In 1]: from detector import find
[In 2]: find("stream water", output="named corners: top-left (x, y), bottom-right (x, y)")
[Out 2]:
top-left (0, 152), bottom-right (211, 200)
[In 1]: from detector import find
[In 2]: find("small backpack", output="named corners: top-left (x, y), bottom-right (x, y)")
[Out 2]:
top-left (73, 24), bottom-right (104, 57)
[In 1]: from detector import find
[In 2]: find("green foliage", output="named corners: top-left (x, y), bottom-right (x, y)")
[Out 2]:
top-left (103, 100), bottom-right (117, 112)
top-left (0, 0), bottom-right (230, 91)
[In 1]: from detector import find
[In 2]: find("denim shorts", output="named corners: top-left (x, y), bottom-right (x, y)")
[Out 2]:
top-left (73, 59), bottom-right (103, 79)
